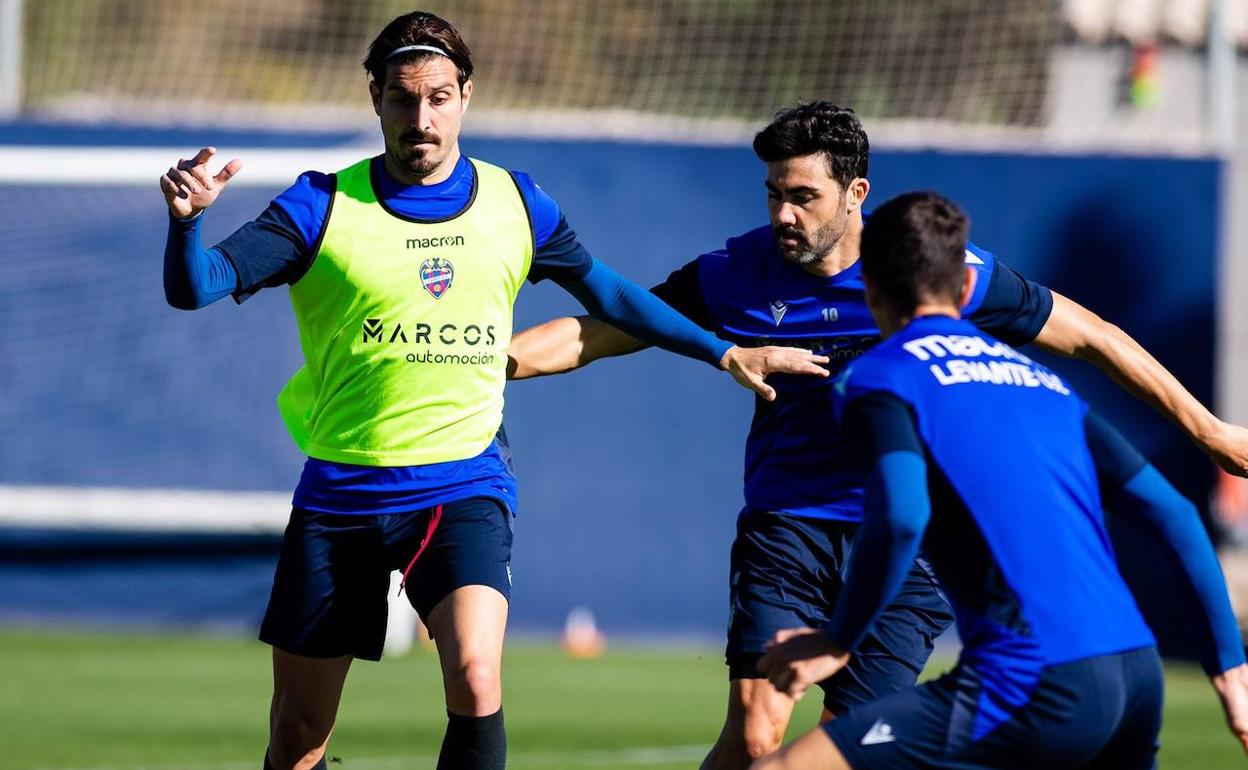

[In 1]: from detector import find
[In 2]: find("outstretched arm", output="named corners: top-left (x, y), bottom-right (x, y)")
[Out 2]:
top-left (1036, 291), bottom-right (1248, 476)
top-left (552, 259), bottom-right (828, 400)
top-left (507, 315), bottom-right (647, 380)
top-left (510, 253), bottom-right (707, 380)
top-left (1087, 411), bottom-right (1248, 752)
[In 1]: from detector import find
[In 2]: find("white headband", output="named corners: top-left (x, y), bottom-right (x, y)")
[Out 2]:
top-left (386, 44), bottom-right (451, 60)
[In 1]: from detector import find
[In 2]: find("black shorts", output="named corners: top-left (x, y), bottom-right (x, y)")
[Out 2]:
top-left (259, 496), bottom-right (513, 661)
top-left (824, 646), bottom-right (1163, 770)
top-left (726, 509), bottom-right (954, 713)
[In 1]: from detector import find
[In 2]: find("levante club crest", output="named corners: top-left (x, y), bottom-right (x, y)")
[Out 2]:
top-left (421, 258), bottom-right (454, 299)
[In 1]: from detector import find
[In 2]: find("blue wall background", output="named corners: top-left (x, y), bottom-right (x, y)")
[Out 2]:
top-left (0, 129), bottom-right (1221, 644)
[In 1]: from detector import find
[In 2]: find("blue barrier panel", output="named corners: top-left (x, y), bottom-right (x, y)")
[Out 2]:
top-left (0, 134), bottom-right (1219, 642)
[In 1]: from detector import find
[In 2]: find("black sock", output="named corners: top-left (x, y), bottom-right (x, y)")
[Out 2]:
top-left (436, 708), bottom-right (506, 770)
top-left (263, 749), bottom-right (327, 770)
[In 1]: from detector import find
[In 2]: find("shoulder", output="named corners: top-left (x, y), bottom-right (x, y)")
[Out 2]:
top-left (698, 224), bottom-right (775, 277)
top-left (962, 240), bottom-right (998, 313)
top-left (269, 170), bottom-right (337, 251)
top-left (500, 167), bottom-right (563, 246)
top-left (723, 224), bottom-right (777, 261)
top-left (276, 170), bottom-right (336, 206)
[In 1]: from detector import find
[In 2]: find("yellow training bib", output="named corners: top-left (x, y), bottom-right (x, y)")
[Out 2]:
top-left (277, 156), bottom-right (533, 466)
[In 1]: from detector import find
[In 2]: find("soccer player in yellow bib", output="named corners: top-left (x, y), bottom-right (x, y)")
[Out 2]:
top-left (159, 11), bottom-right (828, 770)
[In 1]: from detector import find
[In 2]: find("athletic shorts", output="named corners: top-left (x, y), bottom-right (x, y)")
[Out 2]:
top-left (259, 496), bottom-right (514, 660)
top-left (726, 508), bottom-right (954, 713)
top-left (824, 646), bottom-right (1164, 770)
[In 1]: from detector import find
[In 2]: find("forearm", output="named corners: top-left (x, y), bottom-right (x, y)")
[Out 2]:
top-left (164, 213), bottom-right (238, 310)
top-left (508, 316), bottom-right (649, 380)
top-left (1034, 292), bottom-right (1219, 443)
top-left (824, 451), bottom-right (930, 651)
top-left (1120, 465), bottom-right (1246, 675)
top-left (559, 260), bottom-right (730, 367)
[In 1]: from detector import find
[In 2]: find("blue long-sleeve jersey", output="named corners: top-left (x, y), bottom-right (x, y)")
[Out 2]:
top-left (828, 314), bottom-right (1244, 739)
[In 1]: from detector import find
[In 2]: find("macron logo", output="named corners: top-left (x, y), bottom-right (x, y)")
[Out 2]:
top-left (964, 249), bottom-right (984, 265)
top-left (860, 719), bottom-right (896, 746)
top-left (769, 300), bottom-right (788, 325)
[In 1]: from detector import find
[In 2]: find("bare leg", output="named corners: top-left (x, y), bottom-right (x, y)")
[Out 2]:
top-left (426, 584), bottom-right (509, 716)
top-left (701, 678), bottom-right (798, 770)
top-left (266, 648), bottom-right (352, 770)
top-left (749, 726), bottom-right (852, 770)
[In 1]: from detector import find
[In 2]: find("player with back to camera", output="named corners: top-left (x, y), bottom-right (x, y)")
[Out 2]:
top-left (507, 102), bottom-right (1248, 769)
top-left (754, 191), bottom-right (1248, 770)
top-left (158, 11), bottom-right (827, 770)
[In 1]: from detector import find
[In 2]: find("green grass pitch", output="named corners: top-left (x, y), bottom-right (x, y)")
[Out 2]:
top-left (0, 630), bottom-right (1240, 769)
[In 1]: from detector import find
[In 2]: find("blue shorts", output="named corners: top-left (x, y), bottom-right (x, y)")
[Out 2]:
top-left (824, 646), bottom-right (1163, 770)
top-left (259, 496), bottom-right (513, 660)
top-left (727, 509), bottom-right (954, 713)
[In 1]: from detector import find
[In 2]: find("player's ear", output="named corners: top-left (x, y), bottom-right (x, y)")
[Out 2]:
top-left (460, 80), bottom-right (473, 113)
top-left (846, 177), bottom-right (869, 213)
top-left (959, 265), bottom-right (978, 309)
top-left (369, 80), bottom-right (383, 117)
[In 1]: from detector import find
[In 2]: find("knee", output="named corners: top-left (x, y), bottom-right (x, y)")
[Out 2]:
top-left (269, 706), bottom-right (332, 768)
top-left (446, 658), bottom-right (502, 715)
top-left (740, 721), bottom-right (785, 760)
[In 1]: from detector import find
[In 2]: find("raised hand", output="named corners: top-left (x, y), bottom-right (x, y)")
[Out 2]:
top-left (720, 345), bottom-right (830, 401)
top-left (159, 146), bottom-right (243, 220)
top-left (758, 627), bottom-right (850, 700)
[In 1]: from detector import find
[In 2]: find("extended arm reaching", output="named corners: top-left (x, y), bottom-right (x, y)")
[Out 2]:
top-left (1086, 410), bottom-right (1248, 751)
top-left (552, 260), bottom-right (828, 400)
top-left (1037, 291), bottom-right (1248, 476)
top-left (507, 316), bottom-right (645, 379)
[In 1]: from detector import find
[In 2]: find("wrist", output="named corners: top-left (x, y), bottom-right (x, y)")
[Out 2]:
top-left (1192, 414), bottom-right (1226, 446)
top-left (169, 209), bottom-right (203, 224)
top-left (717, 343), bottom-right (738, 370)
top-left (1212, 663), bottom-right (1248, 694)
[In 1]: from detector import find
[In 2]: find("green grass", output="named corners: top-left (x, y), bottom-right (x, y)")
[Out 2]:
top-left (0, 630), bottom-right (1239, 769)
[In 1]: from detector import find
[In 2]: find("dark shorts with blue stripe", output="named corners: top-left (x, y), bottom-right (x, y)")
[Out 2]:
top-left (259, 496), bottom-right (513, 661)
top-left (727, 508), bottom-right (954, 713)
top-left (824, 646), bottom-right (1164, 770)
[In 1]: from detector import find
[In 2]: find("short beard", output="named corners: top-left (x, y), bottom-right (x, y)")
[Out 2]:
top-left (395, 149), bottom-right (441, 179)
top-left (779, 218), bottom-right (843, 266)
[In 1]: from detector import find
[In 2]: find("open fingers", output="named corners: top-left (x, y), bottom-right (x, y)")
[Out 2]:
top-left (188, 146), bottom-right (216, 168)
top-left (750, 374), bottom-right (777, 402)
top-left (214, 158), bottom-right (243, 185)
top-left (770, 348), bottom-right (830, 377)
top-left (169, 166), bottom-right (203, 195)
top-left (159, 174), bottom-right (182, 198)
top-left (187, 164), bottom-right (215, 192)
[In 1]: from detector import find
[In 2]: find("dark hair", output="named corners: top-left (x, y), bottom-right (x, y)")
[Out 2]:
top-left (860, 192), bottom-right (969, 311)
top-left (752, 102), bottom-right (869, 188)
top-left (363, 11), bottom-right (473, 88)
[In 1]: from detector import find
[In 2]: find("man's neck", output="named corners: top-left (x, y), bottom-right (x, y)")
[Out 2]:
top-left (382, 145), bottom-right (463, 187)
top-left (798, 212), bottom-right (863, 279)
top-left (884, 303), bottom-right (961, 338)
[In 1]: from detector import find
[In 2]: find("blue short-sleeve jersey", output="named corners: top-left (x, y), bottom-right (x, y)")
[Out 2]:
top-left (832, 315), bottom-right (1155, 736)
top-left (652, 223), bottom-right (1053, 520)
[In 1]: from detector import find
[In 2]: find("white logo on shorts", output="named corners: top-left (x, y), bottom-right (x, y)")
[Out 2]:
top-left (506, 563), bottom-right (513, 586)
top-left (861, 719), bottom-right (896, 746)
